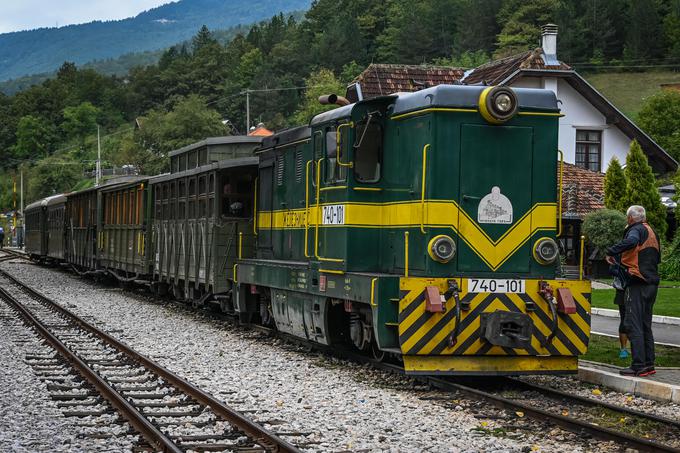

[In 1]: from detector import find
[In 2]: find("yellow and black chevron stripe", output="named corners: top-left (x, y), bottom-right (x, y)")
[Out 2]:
top-left (398, 278), bottom-right (591, 357)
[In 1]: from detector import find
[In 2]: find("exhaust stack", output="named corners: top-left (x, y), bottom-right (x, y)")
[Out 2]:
top-left (319, 94), bottom-right (350, 107)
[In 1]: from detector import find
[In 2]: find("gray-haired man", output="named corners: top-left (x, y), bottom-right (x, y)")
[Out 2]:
top-left (605, 205), bottom-right (660, 377)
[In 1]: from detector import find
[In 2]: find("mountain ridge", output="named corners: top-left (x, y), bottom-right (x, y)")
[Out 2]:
top-left (0, 0), bottom-right (310, 81)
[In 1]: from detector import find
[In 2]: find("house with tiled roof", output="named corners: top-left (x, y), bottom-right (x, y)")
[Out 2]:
top-left (347, 24), bottom-right (677, 175)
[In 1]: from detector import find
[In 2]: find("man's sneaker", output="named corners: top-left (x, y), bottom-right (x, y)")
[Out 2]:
top-left (619, 367), bottom-right (640, 376)
top-left (618, 348), bottom-right (630, 359)
top-left (639, 366), bottom-right (656, 377)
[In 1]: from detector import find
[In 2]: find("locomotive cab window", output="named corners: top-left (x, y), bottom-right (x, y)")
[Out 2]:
top-left (325, 127), bottom-right (346, 183)
top-left (354, 117), bottom-right (382, 183)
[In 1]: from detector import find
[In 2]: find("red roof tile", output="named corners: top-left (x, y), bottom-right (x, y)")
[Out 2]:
top-left (560, 163), bottom-right (604, 219)
top-left (351, 64), bottom-right (465, 100)
top-left (463, 49), bottom-right (571, 85)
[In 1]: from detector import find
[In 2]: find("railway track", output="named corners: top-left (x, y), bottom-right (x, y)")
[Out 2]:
top-left (0, 267), bottom-right (300, 453)
top-left (252, 325), bottom-right (680, 452)
top-left (3, 251), bottom-right (679, 452)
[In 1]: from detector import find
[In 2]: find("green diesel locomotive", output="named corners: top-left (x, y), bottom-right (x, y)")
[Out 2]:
top-left (235, 85), bottom-right (591, 375)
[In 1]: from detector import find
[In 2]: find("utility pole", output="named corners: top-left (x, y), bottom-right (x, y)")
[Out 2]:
top-left (96, 125), bottom-right (101, 186)
top-left (245, 90), bottom-right (250, 134)
top-left (20, 171), bottom-right (23, 248)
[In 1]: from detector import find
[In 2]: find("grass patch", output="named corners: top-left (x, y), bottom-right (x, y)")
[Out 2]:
top-left (585, 70), bottom-right (680, 119)
top-left (594, 278), bottom-right (680, 287)
top-left (582, 334), bottom-right (680, 367)
top-left (591, 287), bottom-right (680, 317)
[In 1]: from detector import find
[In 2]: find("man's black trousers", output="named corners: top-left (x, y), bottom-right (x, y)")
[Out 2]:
top-left (623, 283), bottom-right (658, 370)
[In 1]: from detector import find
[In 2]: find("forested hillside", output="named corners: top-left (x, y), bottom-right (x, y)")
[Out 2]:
top-left (0, 0), bottom-right (310, 81)
top-left (1, 0), bottom-right (680, 207)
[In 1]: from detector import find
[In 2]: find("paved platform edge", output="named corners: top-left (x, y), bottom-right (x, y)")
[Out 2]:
top-left (591, 307), bottom-right (680, 326)
top-left (578, 364), bottom-right (680, 403)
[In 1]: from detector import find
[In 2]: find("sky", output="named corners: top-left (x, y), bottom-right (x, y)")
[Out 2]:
top-left (0, 1), bottom-right (173, 34)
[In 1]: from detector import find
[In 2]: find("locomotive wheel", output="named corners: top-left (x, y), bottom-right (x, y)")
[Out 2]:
top-left (371, 340), bottom-right (386, 362)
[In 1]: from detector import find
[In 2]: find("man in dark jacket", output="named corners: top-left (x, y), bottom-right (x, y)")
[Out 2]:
top-left (606, 205), bottom-right (660, 377)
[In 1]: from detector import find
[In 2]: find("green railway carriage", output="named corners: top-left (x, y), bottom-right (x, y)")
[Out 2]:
top-left (151, 137), bottom-right (262, 305)
top-left (99, 177), bottom-right (153, 279)
top-left (25, 196), bottom-right (54, 259)
top-left (46, 194), bottom-right (68, 261)
top-left (66, 186), bottom-right (103, 271)
top-left (236, 85), bottom-right (592, 375)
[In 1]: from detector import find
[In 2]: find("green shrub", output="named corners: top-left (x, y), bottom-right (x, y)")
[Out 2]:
top-left (582, 209), bottom-right (628, 257)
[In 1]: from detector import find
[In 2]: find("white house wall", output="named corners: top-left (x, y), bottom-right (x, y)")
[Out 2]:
top-left (510, 77), bottom-right (631, 172)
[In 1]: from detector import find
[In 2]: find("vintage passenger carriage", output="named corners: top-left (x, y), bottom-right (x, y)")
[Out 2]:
top-left (150, 137), bottom-right (262, 305)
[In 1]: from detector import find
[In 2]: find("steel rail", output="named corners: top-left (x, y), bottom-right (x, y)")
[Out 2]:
top-left (0, 285), bottom-right (183, 453)
top-left (0, 269), bottom-right (300, 453)
top-left (427, 376), bottom-right (680, 453)
top-left (503, 376), bottom-right (680, 429)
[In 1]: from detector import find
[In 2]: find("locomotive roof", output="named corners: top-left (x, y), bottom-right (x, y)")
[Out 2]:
top-left (309, 85), bottom-right (558, 125)
top-left (259, 126), bottom-right (311, 151)
top-left (168, 136), bottom-right (263, 158)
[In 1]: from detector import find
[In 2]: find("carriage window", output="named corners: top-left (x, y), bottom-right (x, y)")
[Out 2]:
top-left (354, 119), bottom-right (382, 183)
top-left (178, 201), bottom-right (185, 219)
top-left (179, 179), bottom-right (186, 197)
top-left (188, 151), bottom-right (198, 169)
top-left (189, 178), bottom-right (196, 197)
top-left (199, 149), bottom-right (208, 166)
top-left (189, 200), bottom-right (196, 219)
top-left (208, 174), bottom-right (215, 193)
top-left (199, 199), bottom-right (206, 218)
top-left (137, 189), bottom-right (143, 224)
top-left (208, 197), bottom-right (214, 217)
top-left (199, 176), bottom-right (206, 195)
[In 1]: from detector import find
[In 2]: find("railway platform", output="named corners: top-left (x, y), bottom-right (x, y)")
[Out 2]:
top-left (579, 360), bottom-right (680, 403)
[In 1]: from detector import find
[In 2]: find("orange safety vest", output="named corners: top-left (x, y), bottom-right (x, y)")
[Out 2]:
top-left (621, 222), bottom-right (659, 282)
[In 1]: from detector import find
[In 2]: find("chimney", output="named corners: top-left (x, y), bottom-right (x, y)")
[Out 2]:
top-left (541, 24), bottom-right (559, 65)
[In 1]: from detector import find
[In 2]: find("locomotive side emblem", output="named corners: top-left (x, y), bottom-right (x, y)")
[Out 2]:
top-left (477, 186), bottom-right (513, 224)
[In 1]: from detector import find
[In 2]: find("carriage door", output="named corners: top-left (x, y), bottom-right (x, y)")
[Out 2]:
top-left (257, 161), bottom-right (274, 256)
top-left (458, 125), bottom-right (533, 273)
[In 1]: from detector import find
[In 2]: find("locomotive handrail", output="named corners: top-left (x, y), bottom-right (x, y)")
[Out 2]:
top-left (304, 160), bottom-right (312, 258)
top-left (314, 160), bottom-right (343, 264)
top-left (420, 144), bottom-right (430, 234)
top-left (404, 231), bottom-right (409, 277)
top-left (253, 177), bottom-right (258, 236)
top-left (557, 149), bottom-right (564, 238)
top-left (336, 122), bottom-right (354, 168)
top-left (579, 235), bottom-right (585, 280)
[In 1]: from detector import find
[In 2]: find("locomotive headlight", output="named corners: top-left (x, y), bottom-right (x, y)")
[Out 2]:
top-left (479, 86), bottom-right (518, 124)
top-left (428, 235), bottom-right (456, 263)
top-left (495, 93), bottom-right (513, 113)
top-left (533, 237), bottom-right (559, 265)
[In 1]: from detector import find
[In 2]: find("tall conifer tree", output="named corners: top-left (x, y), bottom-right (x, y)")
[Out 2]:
top-left (604, 157), bottom-right (626, 212)
top-left (624, 141), bottom-right (667, 236)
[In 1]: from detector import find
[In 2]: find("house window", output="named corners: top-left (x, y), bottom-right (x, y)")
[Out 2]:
top-left (575, 130), bottom-right (602, 172)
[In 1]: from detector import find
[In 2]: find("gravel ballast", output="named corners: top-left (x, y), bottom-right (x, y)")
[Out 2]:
top-left (2, 257), bottom-right (668, 452)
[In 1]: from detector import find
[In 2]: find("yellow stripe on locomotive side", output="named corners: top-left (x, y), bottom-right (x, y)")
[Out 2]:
top-left (257, 200), bottom-right (557, 271)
